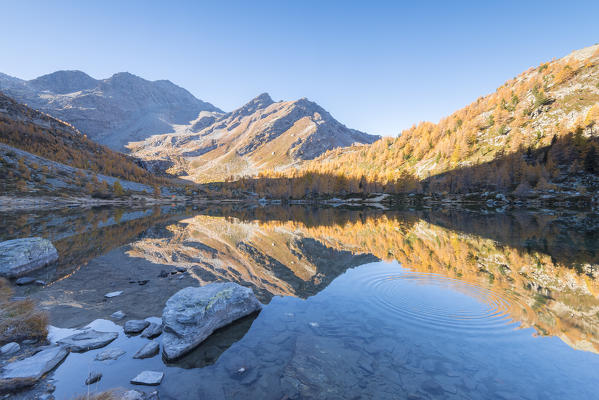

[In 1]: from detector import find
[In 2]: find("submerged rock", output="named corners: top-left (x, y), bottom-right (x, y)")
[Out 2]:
top-left (85, 371), bottom-right (102, 385)
top-left (0, 238), bottom-right (58, 278)
top-left (0, 345), bottom-right (67, 390)
top-left (161, 282), bottom-right (262, 360)
top-left (124, 320), bottom-right (150, 334)
top-left (111, 310), bottom-right (126, 319)
top-left (121, 390), bottom-right (145, 400)
top-left (133, 341), bottom-right (159, 359)
top-left (141, 323), bottom-right (162, 339)
top-left (15, 277), bottom-right (36, 285)
top-left (131, 371), bottom-right (164, 386)
top-left (0, 342), bottom-right (20, 355)
top-left (58, 329), bottom-right (118, 352)
top-left (95, 347), bottom-right (126, 361)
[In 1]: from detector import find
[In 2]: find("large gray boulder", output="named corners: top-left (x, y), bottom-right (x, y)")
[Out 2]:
top-left (0, 345), bottom-right (68, 391)
top-left (161, 283), bottom-right (262, 360)
top-left (0, 238), bottom-right (58, 278)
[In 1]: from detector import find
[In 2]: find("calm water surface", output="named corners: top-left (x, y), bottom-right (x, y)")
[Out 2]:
top-left (3, 205), bottom-right (599, 399)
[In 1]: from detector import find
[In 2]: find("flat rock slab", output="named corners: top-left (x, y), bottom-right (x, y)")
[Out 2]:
top-left (105, 291), bottom-right (123, 298)
top-left (124, 320), bottom-right (150, 334)
top-left (95, 347), bottom-right (126, 361)
top-left (133, 341), bottom-right (159, 359)
top-left (141, 322), bottom-right (162, 339)
top-left (0, 237), bottom-right (58, 278)
top-left (0, 345), bottom-right (68, 391)
top-left (162, 282), bottom-right (262, 360)
top-left (111, 311), bottom-right (126, 319)
top-left (131, 371), bottom-right (164, 386)
top-left (58, 329), bottom-right (118, 352)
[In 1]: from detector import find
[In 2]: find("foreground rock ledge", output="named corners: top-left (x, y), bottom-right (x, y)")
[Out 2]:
top-left (0, 237), bottom-right (58, 278)
top-left (0, 345), bottom-right (68, 391)
top-left (162, 282), bottom-right (262, 360)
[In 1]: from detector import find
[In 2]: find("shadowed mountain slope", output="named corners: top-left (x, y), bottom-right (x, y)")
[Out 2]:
top-left (0, 70), bottom-right (221, 151)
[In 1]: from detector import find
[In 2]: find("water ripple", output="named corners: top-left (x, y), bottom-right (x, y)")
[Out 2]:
top-left (353, 268), bottom-right (523, 335)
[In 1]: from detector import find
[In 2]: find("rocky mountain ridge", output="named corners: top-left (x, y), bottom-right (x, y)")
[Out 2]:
top-left (0, 70), bottom-right (221, 151)
top-left (128, 93), bottom-right (380, 182)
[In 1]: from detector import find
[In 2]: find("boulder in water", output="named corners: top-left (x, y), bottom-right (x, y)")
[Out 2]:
top-left (161, 282), bottom-right (262, 360)
top-left (0, 238), bottom-right (58, 278)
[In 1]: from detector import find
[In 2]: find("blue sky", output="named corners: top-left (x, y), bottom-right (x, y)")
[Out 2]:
top-left (1, 1), bottom-right (598, 137)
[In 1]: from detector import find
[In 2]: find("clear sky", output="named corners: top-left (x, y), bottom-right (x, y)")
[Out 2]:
top-left (1, 0), bottom-right (598, 137)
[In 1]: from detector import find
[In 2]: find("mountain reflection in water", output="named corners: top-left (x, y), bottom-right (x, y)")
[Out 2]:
top-left (122, 206), bottom-right (599, 354)
top-left (3, 205), bottom-right (599, 399)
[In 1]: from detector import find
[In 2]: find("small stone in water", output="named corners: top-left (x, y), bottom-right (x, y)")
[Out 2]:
top-left (124, 320), bottom-right (150, 334)
top-left (158, 270), bottom-right (169, 278)
top-left (140, 323), bottom-right (162, 339)
top-left (0, 342), bottom-right (20, 355)
top-left (104, 291), bottom-right (123, 298)
top-left (309, 322), bottom-right (319, 327)
top-left (15, 277), bottom-right (35, 285)
top-left (133, 341), bottom-right (160, 359)
top-left (85, 371), bottom-right (102, 385)
top-left (111, 310), bottom-right (126, 319)
top-left (95, 347), bottom-right (126, 361)
top-left (121, 390), bottom-right (144, 400)
top-left (131, 370), bottom-right (164, 386)
top-left (35, 280), bottom-right (46, 286)
top-left (237, 367), bottom-right (246, 373)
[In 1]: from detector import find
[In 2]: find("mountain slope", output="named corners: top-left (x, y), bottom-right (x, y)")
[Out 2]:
top-left (128, 93), bottom-right (380, 182)
top-left (0, 91), bottom-right (161, 191)
top-left (0, 71), bottom-right (221, 151)
top-left (258, 44), bottom-right (599, 196)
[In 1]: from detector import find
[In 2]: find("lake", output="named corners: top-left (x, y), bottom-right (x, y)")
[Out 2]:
top-left (3, 204), bottom-right (599, 399)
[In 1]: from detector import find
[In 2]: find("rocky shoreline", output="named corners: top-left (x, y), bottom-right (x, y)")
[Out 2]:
top-left (0, 283), bottom-right (262, 399)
